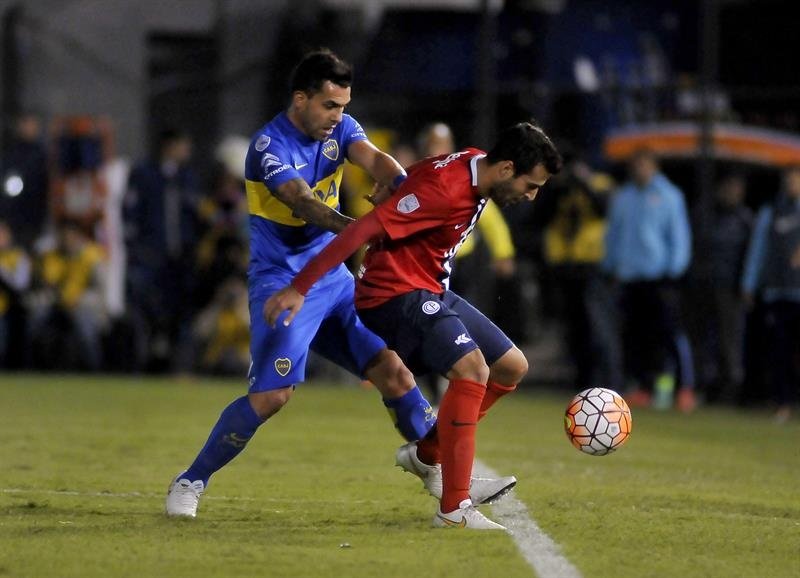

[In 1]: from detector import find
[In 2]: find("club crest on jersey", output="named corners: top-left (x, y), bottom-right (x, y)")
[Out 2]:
top-left (397, 193), bottom-right (420, 214)
top-left (422, 300), bottom-right (441, 315)
top-left (322, 139), bottom-right (339, 161)
top-left (255, 135), bottom-right (271, 152)
top-left (274, 358), bottom-right (292, 377)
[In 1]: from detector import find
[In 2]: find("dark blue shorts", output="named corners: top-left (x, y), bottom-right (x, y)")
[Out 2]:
top-left (357, 289), bottom-right (514, 377)
top-left (248, 268), bottom-right (386, 392)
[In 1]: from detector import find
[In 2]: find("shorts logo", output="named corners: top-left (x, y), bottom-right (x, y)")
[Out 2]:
top-left (422, 300), bottom-right (440, 315)
top-left (274, 358), bottom-right (292, 376)
top-left (455, 333), bottom-right (472, 345)
top-left (322, 139), bottom-right (339, 161)
top-left (255, 135), bottom-right (271, 151)
top-left (397, 193), bottom-right (420, 214)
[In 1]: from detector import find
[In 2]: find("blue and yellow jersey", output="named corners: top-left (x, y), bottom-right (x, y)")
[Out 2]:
top-left (244, 112), bottom-right (367, 284)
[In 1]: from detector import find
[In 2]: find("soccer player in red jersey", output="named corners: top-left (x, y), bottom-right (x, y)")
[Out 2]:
top-left (265, 123), bottom-right (561, 529)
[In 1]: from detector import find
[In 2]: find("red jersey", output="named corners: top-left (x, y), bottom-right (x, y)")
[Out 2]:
top-left (355, 148), bottom-right (488, 309)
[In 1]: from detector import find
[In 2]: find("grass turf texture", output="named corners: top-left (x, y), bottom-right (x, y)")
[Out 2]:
top-left (0, 375), bottom-right (797, 578)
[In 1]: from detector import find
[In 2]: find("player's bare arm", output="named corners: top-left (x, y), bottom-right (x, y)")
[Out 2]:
top-left (272, 177), bottom-right (354, 233)
top-left (347, 139), bottom-right (406, 206)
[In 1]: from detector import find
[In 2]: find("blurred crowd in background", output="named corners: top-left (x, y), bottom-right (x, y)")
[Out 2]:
top-left (0, 0), bottom-right (798, 421)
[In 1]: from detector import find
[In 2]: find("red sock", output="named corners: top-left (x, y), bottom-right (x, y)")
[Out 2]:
top-left (437, 378), bottom-right (486, 512)
top-left (478, 381), bottom-right (517, 421)
top-left (416, 427), bottom-right (440, 465)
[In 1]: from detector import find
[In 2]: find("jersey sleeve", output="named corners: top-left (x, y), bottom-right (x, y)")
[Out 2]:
top-left (373, 171), bottom-right (451, 240)
top-left (341, 115), bottom-right (368, 153)
top-left (255, 136), bottom-right (302, 189)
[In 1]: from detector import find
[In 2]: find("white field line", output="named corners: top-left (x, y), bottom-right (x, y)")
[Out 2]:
top-left (474, 459), bottom-right (583, 578)
top-left (0, 488), bottom-right (379, 504)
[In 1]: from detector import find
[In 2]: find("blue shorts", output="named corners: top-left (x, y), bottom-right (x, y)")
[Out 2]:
top-left (357, 289), bottom-right (514, 377)
top-left (248, 268), bottom-right (386, 392)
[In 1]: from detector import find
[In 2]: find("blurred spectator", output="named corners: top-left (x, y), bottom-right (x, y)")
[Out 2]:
top-left (28, 221), bottom-right (107, 370)
top-left (195, 137), bottom-right (249, 308)
top-left (49, 116), bottom-right (112, 235)
top-left (0, 220), bottom-right (32, 367)
top-left (697, 174), bottom-right (753, 404)
top-left (741, 165), bottom-right (800, 423)
top-left (417, 122), bottom-right (456, 158)
top-left (124, 129), bottom-right (201, 372)
top-left (603, 149), bottom-right (696, 412)
top-left (539, 154), bottom-right (622, 391)
top-left (191, 277), bottom-right (250, 375)
top-left (0, 113), bottom-right (50, 248)
top-left (389, 143), bottom-right (418, 170)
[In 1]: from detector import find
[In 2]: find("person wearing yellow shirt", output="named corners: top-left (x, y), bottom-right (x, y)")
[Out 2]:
top-left (0, 221), bottom-right (32, 367)
top-left (30, 222), bottom-right (106, 370)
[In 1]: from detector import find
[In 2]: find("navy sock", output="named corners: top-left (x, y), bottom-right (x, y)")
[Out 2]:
top-left (184, 396), bottom-right (264, 485)
top-left (383, 386), bottom-right (437, 441)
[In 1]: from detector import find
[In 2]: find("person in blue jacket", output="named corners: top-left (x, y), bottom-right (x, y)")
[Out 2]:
top-left (741, 165), bottom-right (800, 423)
top-left (603, 148), bottom-right (696, 412)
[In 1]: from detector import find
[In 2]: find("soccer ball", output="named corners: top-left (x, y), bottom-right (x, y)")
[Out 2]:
top-left (564, 387), bottom-right (632, 456)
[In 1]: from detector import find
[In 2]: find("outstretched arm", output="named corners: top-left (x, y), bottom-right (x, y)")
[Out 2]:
top-left (347, 139), bottom-right (406, 190)
top-left (263, 211), bottom-right (387, 327)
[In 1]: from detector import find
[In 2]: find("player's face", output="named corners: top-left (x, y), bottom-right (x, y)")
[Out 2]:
top-left (294, 81), bottom-right (351, 141)
top-left (488, 162), bottom-right (551, 207)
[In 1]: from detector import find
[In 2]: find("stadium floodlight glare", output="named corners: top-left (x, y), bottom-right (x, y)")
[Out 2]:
top-left (3, 174), bottom-right (24, 197)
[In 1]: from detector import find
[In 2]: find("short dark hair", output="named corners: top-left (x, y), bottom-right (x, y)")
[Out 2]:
top-left (486, 122), bottom-right (562, 176)
top-left (290, 49), bottom-right (353, 95)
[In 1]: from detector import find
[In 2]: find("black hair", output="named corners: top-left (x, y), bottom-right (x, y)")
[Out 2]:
top-left (290, 49), bottom-right (353, 95)
top-left (486, 122), bottom-right (562, 176)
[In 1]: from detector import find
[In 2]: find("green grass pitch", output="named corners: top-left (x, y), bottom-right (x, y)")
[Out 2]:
top-left (0, 374), bottom-right (798, 578)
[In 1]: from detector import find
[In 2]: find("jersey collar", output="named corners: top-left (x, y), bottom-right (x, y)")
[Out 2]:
top-left (469, 153), bottom-right (485, 188)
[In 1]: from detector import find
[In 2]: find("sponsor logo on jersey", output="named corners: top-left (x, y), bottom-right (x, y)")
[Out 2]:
top-left (294, 161), bottom-right (308, 170)
top-left (322, 139), bottom-right (339, 161)
top-left (274, 357), bottom-right (292, 376)
top-left (397, 193), bottom-right (420, 214)
top-left (265, 164), bottom-right (291, 179)
top-left (255, 135), bottom-right (271, 152)
top-left (455, 333), bottom-right (472, 345)
top-left (434, 151), bottom-right (467, 169)
top-left (422, 300), bottom-right (441, 315)
top-left (261, 152), bottom-right (283, 172)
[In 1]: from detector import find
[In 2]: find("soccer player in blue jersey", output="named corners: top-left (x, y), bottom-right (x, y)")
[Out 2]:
top-left (166, 49), bottom-right (511, 517)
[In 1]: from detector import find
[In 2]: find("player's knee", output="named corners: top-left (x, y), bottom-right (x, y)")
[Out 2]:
top-left (248, 387), bottom-right (293, 420)
top-left (448, 349), bottom-right (490, 384)
top-left (490, 347), bottom-right (529, 385)
top-left (366, 349), bottom-right (415, 398)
